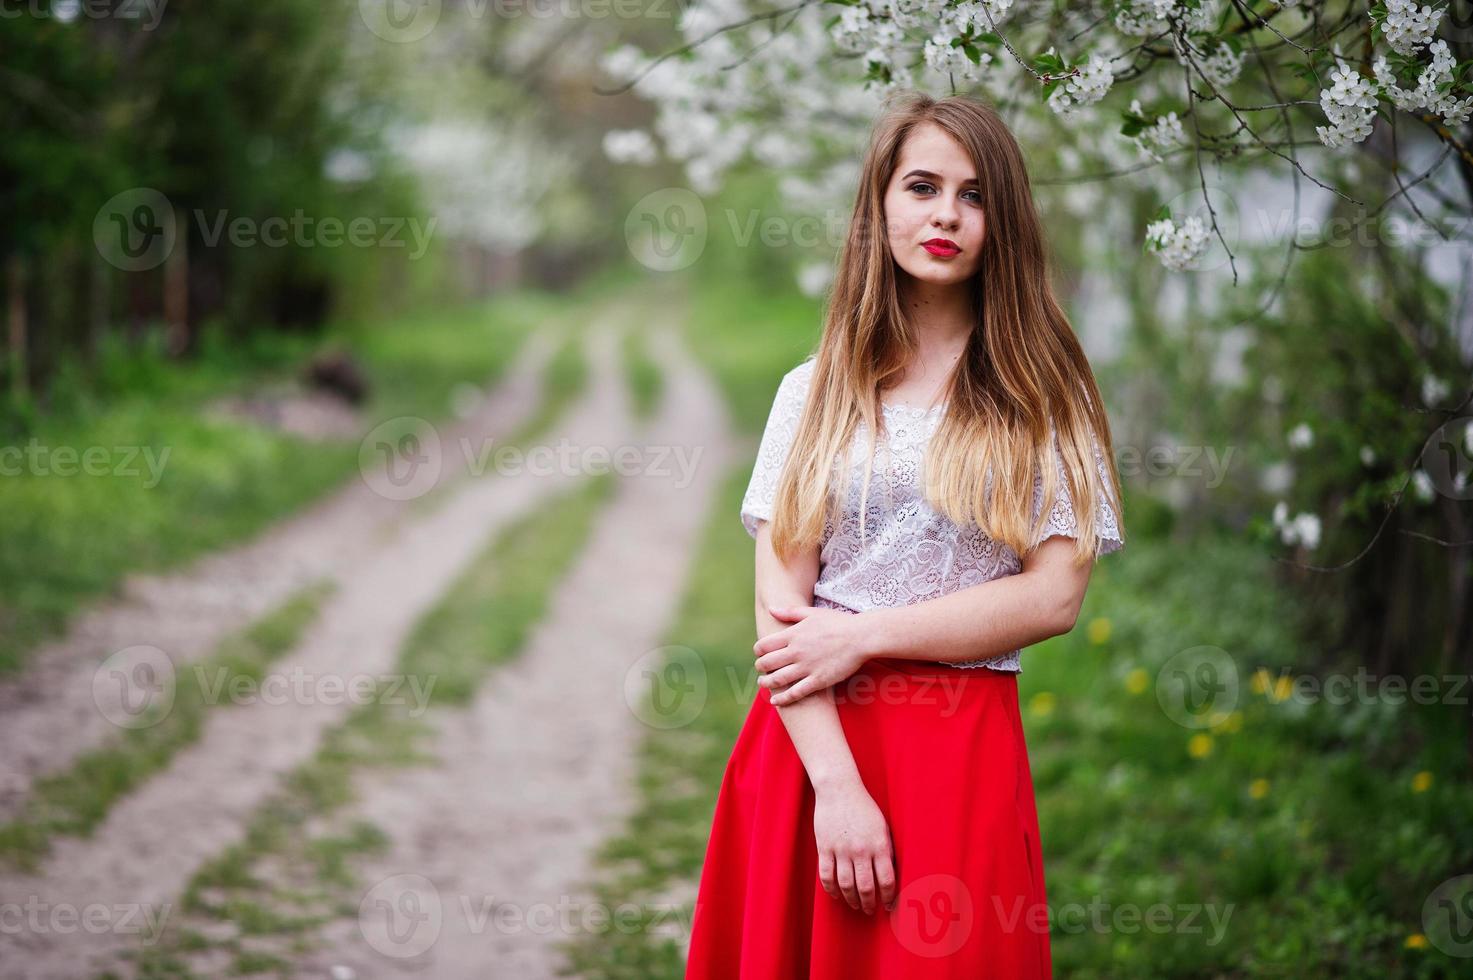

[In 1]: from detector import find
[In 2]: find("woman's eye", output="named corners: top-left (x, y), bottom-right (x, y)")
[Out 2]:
top-left (908, 182), bottom-right (981, 204)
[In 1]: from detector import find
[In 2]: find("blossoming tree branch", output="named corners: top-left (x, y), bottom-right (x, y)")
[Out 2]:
top-left (599, 0), bottom-right (1473, 274)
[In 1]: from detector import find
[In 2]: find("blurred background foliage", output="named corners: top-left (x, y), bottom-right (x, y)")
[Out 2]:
top-left (2, 2), bottom-right (1471, 974)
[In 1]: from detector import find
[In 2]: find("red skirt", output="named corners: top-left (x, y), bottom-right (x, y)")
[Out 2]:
top-left (684, 657), bottom-right (1052, 979)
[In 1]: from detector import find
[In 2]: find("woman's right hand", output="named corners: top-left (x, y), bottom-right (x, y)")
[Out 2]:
top-left (813, 781), bottom-right (897, 914)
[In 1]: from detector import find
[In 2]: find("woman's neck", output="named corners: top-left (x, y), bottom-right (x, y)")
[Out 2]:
top-left (898, 275), bottom-right (973, 359)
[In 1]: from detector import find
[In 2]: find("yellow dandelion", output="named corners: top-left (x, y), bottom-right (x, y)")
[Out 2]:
top-left (1029, 691), bottom-right (1057, 717)
top-left (1251, 667), bottom-right (1271, 695)
top-left (1412, 771), bottom-right (1433, 793)
top-left (1087, 617), bottom-right (1113, 645)
top-left (1248, 778), bottom-right (1270, 799)
top-left (1124, 668), bottom-right (1149, 695)
top-left (1405, 933), bottom-right (1428, 950)
top-left (1187, 733), bottom-right (1214, 758)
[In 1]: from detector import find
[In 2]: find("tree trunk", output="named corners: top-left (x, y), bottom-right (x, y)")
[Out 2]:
top-left (164, 204), bottom-right (189, 356)
top-left (6, 253), bottom-right (27, 400)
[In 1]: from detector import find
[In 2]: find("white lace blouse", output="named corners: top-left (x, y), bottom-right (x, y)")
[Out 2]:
top-left (740, 357), bottom-right (1124, 672)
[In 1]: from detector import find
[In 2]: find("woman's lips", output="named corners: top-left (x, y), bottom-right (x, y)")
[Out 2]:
top-left (921, 240), bottom-right (960, 257)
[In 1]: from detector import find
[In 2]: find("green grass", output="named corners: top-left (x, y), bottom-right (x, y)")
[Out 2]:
top-left (622, 322), bottom-right (664, 422)
top-left (681, 274), bottom-right (821, 434)
top-left (1023, 538), bottom-right (1473, 978)
top-left (0, 581), bottom-right (334, 871)
top-left (123, 471), bottom-right (619, 978)
top-left (561, 463), bottom-right (760, 980)
top-left (509, 321), bottom-right (592, 448)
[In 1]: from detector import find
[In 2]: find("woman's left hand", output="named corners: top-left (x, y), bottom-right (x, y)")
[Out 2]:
top-left (754, 605), bottom-right (871, 706)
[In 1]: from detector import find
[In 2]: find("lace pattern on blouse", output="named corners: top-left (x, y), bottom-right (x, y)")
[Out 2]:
top-left (740, 358), bottom-right (1124, 673)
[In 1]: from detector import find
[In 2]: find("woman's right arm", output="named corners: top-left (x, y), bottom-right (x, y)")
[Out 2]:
top-left (753, 519), bottom-right (897, 915)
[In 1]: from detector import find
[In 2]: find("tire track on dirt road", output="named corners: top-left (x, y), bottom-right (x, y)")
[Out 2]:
top-left (0, 316), bottom-right (638, 980)
top-left (292, 317), bottom-right (732, 980)
top-left (0, 325), bottom-right (564, 823)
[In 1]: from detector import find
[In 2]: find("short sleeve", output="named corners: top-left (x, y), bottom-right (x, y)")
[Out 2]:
top-left (1030, 423), bottom-right (1124, 556)
top-left (740, 359), bottom-right (815, 539)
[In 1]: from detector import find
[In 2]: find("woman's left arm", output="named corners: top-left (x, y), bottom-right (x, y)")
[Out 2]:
top-left (859, 535), bottom-right (1092, 664)
top-left (757, 536), bottom-right (1092, 705)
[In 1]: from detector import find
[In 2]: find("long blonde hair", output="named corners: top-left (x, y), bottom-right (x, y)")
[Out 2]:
top-left (767, 90), bottom-right (1124, 569)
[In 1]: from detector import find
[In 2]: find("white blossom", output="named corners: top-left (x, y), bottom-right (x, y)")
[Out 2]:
top-left (1273, 503), bottom-right (1322, 549)
top-left (1381, 0), bottom-right (1443, 56)
top-left (1315, 59), bottom-right (1379, 148)
top-left (796, 260), bottom-right (834, 297)
top-left (1128, 98), bottom-right (1186, 162)
top-left (1047, 53), bottom-right (1116, 119)
top-left (1421, 374), bottom-right (1450, 406)
top-left (603, 129), bottom-right (658, 165)
top-left (1360, 444), bottom-right (1376, 467)
top-left (924, 33), bottom-right (991, 82)
top-left (1287, 422), bottom-right (1314, 450)
top-left (1145, 214), bottom-right (1209, 270)
top-left (1197, 42), bottom-right (1246, 88)
top-left (599, 43), bottom-right (649, 86)
top-left (1410, 469), bottom-right (1435, 502)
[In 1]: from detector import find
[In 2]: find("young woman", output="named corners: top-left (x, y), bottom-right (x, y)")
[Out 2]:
top-left (682, 91), bottom-right (1126, 979)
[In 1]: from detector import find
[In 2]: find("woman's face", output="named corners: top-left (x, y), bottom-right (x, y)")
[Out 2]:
top-left (882, 121), bottom-right (986, 285)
